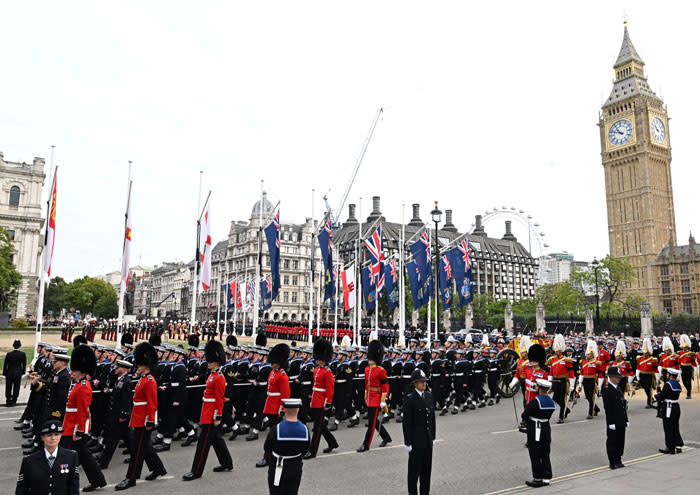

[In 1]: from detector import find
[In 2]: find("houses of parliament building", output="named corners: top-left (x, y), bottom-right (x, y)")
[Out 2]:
top-left (600, 23), bottom-right (698, 314)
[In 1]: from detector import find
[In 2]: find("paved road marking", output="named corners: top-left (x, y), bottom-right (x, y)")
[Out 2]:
top-left (319, 438), bottom-right (445, 458)
top-left (481, 449), bottom-right (694, 495)
top-left (0, 446), bottom-right (21, 451)
top-left (491, 419), bottom-right (588, 435)
top-left (0, 417), bottom-right (21, 421)
top-left (104, 475), bottom-right (174, 488)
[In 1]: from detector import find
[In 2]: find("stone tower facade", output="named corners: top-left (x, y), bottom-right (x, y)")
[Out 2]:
top-left (599, 24), bottom-right (676, 306)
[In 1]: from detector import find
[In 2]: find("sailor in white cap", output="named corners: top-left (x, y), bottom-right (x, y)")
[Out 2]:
top-left (263, 398), bottom-right (310, 494)
top-left (521, 378), bottom-right (555, 488)
top-left (655, 367), bottom-right (684, 454)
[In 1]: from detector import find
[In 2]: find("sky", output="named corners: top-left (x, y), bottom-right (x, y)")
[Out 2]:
top-left (2, 1), bottom-right (699, 281)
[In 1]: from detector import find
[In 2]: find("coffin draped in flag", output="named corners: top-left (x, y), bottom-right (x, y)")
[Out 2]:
top-left (445, 239), bottom-right (474, 306)
top-left (361, 265), bottom-right (376, 312)
top-left (199, 202), bottom-right (212, 293)
top-left (317, 219), bottom-right (336, 306)
top-left (384, 259), bottom-right (400, 313)
top-left (406, 260), bottom-right (427, 309)
top-left (364, 224), bottom-right (385, 298)
top-left (263, 210), bottom-right (281, 301)
top-left (260, 276), bottom-right (273, 311)
top-left (439, 255), bottom-right (453, 310)
top-left (43, 170), bottom-right (57, 280)
top-left (341, 263), bottom-right (356, 311)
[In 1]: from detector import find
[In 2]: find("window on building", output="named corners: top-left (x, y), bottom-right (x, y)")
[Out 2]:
top-left (283, 275), bottom-right (290, 285)
top-left (683, 299), bottom-right (692, 314)
top-left (681, 279), bottom-right (690, 293)
top-left (292, 292), bottom-right (298, 303)
top-left (680, 263), bottom-right (689, 274)
top-left (283, 292), bottom-right (289, 303)
top-left (660, 265), bottom-right (669, 277)
top-left (9, 186), bottom-right (20, 207)
top-left (6, 230), bottom-right (15, 240)
top-left (284, 259), bottom-right (290, 269)
top-left (292, 260), bottom-right (299, 270)
top-left (304, 293), bottom-right (309, 304)
top-left (663, 299), bottom-right (672, 314)
top-left (662, 281), bottom-right (670, 294)
top-left (292, 276), bottom-right (298, 286)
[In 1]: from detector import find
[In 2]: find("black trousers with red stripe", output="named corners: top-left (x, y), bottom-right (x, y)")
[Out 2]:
top-left (309, 408), bottom-right (337, 456)
top-left (126, 427), bottom-right (165, 481)
top-left (362, 406), bottom-right (391, 448)
top-left (190, 423), bottom-right (233, 476)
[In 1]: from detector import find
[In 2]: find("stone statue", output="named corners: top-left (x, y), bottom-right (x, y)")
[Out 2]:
top-left (640, 299), bottom-right (653, 337)
top-left (504, 303), bottom-right (514, 336)
top-left (536, 302), bottom-right (545, 331)
top-left (585, 308), bottom-right (594, 336)
top-left (465, 304), bottom-right (474, 329)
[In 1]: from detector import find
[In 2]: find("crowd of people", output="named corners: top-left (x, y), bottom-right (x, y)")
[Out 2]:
top-left (7, 324), bottom-right (699, 494)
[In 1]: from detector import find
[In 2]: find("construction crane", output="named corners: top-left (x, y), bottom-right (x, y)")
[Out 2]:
top-left (323, 107), bottom-right (383, 227)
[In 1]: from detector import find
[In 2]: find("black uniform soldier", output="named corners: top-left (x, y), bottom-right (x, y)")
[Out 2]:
top-left (402, 369), bottom-right (435, 495)
top-left (655, 367), bottom-right (684, 454)
top-left (3, 339), bottom-right (26, 406)
top-left (16, 420), bottom-right (80, 495)
top-left (263, 398), bottom-right (309, 495)
top-left (522, 378), bottom-right (555, 488)
top-left (97, 359), bottom-right (133, 469)
top-left (602, 366), bottom-right (629, 469)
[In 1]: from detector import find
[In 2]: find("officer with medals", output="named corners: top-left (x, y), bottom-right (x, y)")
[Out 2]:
top-left (521, 378), bottom-right (555, 488)
top-left (402, 369), bottom-right (435, 495)
top-left (655, 367), bottom-right (684, 454)
top-left (263, 398), bottom-right (310, 495)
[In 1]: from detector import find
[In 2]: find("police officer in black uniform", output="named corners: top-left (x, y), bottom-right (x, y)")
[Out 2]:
top-left (402, 369), bottom-right (435, 495)
top-left (97, 359), bottom-right (133, 469)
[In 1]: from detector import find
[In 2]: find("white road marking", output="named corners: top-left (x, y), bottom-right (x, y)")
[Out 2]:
top-left (0, 446), bottom-right (21, 451)
top-left (0, 417), bottom-right (22, 421)
top-left (320, 438), bottom-right (445, 458)
top-left (104, 475), bottom-right (174, 488)
top-left (491, 419), bottom-right (588, 434)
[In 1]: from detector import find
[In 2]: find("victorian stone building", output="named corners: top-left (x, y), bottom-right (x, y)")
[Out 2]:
top-left (0, 151), bottom-right (46, 318)
top-left (654, 234), bottom-right (700, 315)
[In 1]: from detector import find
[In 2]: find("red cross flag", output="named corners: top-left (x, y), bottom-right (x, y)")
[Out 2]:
top-left (341, 263), bottom-right (356, 311)
top-left (43, 170), bottom-right (57, 280)
top-left (120, 182), bottom-right (132, 292)
top-left (199, 202), bottom-right (212, 293)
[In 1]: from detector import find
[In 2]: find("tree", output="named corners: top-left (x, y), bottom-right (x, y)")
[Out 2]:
top-left (42, 276), bottom-right (119, 318)
top-left (44, 276), bottom-right (67, 315)
top-left (570, 255), bottom-right (636, 304)
top-left (0, 227), bottom-right (22, 312)
top-left (536, 282), bottom-right (585, 315)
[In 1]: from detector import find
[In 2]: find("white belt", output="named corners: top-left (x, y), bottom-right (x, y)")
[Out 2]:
top-left (65, 408), bottom-right (78, 412)
top-left (666, 399), bottom-right (678, 418)
top-left (529, 417), bottom-right (548, 442)
top-left (267, 392), bottom-right (281, 396)
top-left (170, 382), bottom-right (180, 386)
top-left (336, 380), bottom-right (347, 383)
top-left (402, 375), bottom-right (412, 379)
top-left (312, 387), bottom-right (326, 392)
top-left (134, 401), bottom-right (147, 406)
top-left (288, 375), bottom-right (299, 380)
top-left (455, 373), bottom-right (464, 377)
top-left (202, 398), bottom-right (216, 402)
top-left (257, 382), bottom-right (267, 386)
top-left (301, 381), bottom-right (311, 385)
top-left (474, 370), bottom-right (483, 373)
top-left (272, 452), bottom-right (302, 486)
top-left (665, 399), bottom-right (679, 403)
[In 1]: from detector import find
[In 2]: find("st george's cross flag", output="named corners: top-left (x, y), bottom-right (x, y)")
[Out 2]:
top-left (198, 202), bottom-right (212, 294)
top-left (341, 263), bottom-right (356, 311)
top-left (43, 170), bottom-right (57, 280)
top-left (120, 182), bottom-right (133, 292)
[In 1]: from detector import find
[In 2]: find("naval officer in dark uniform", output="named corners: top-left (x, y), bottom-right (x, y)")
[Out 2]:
top-left (521, 378), bottom-right (556, 488)
top-left (16, 420), bottom-right (80, 495)
top-left (263, 398), bottom-right (309, 495)
top-left (602, 366), bottom-right (629, 469)
top-left (402, 368), bottom-right (436, 495)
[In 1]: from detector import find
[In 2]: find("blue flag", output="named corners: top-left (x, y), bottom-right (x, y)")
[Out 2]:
top-left (317, 219), bottom-right (336, 306)
top-left (445, 240), bottom-right (474, 306)
top-left (406, 260), bottom-right (427, 309)
top-left (263, 211), bottom-right (281, 301)
top-left (259, 277), bottom-right (273, 311)
top-left (225, 282), bottom-right (233, 309)
top-left (439, 255), bottom-right (453, 310)
top-left (384, 260), bottom-right (400, 313)
top-left (361, 265), bottom-right (376, 312)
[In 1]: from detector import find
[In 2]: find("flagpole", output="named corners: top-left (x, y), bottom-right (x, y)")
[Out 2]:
top-left (333, 259), bottom-right (339, 346)
top-left (233, 266), bottom-right (238, 334)
top-left (215, 268), bottom-right (222, 338)
top-left (427, 224), bottom-right (431, 348)
top-left (316, 260), bottom-right (322, 337)
top-left (356, 197), bottom-right (362, 346)
top-left (116, 161), bottom-right (132, 347)
top-left (253, 180), bottom-right (263, 341)
top-left (307, 190), bottom-right (315, 343)
top-left (190, 171), bottom-right (203, 335)
top-left (399, 203), bottom-right (405, 347)
top-left (35, 146), bottom-right (56, 351)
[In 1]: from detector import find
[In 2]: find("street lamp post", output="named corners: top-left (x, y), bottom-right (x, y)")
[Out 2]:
top-left (592, 257), bottom-right (600, 334)
top-left (431, 201), bottom-right (442, 336)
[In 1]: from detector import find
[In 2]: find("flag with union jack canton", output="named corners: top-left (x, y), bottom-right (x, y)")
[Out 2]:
top-left (264, 210), bottom-right (281, 301)
top-left (383, 258), bottom-right (400, 312)
top-left (410, 230), bottom-right (432, 302)
top-left (406, 260), bottom-right (427, 309)
top-left (364, 224), bottom-right (385, 299)
top-left (317, 219), bottom-right (336, 307)
top-left (445, 239), bottom-right (474, 306)
top-left (439, 255), bottom-right (453, 310)
top-left (361, 265), bottom-right (376, 312)
top-left (260, 275), bottom-right (273, 311)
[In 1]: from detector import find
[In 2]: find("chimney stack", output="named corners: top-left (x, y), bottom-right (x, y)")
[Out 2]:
top-left (472, 214), bottom-right (486, 236)
top-left (408, 203), bottom-right (423, 226)
top-left (345, 203), bottom-right (358, 225)
top-left (503, 220), bottom-right (517, 241)
top-left (443, 209), bottom-right (458, 233)
top-left (367, 195), bottom-right (383, 222)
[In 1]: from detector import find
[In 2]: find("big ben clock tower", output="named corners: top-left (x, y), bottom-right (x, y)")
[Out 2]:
top-left (600, 23), bottom-right (677, 305)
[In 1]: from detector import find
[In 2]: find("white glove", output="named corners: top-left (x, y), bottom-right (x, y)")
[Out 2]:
top-left (597, 378), bottom-right (603, 389)
top-left (657, 366), bottom-right (663, 374)
top-left (569, 378), bottom-right (575, 389)
top-left (608, 424), bottom-right (616, 430)
top-left (578, 375), bottom-right (584, 386)
top-left (404, 445), bottom-right (412, 452)
top-left (509, 377), bottom-right (519, 389)
top-left (635, 370), bottom-right (640, 381)
top-left (626, 422), bottom-right (629, 428)
top-left (380, 402), bottom-right (387, 409)
top-left (655, 372), bottom-right (660, 383)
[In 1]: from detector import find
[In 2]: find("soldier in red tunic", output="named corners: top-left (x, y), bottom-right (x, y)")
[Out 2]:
top-left (357, 340), bottom-right (392, 452)
top-left (60, 344), bottom-right (106, 492)
top-left (546, 335), bottom-right (575, 424)
top-left (116, 343), bottom-right (167, 491)
top-left (658, 337), bottom-right (680, 382)
top-left (183, 340), bottom-right (233, 481)
top-left (256, 344), bottom-right (291, 468)
top-left (635, 338), bottom-right (659, 409)
top-left (524, 344), bottom-right (549, 406)
top-left (578, 340), bottom-right (601, 419)
top-left (611, 341), bottom-right (633, 394)
top-left (303, 339), bottom-right (338, 458)
top-left (678, 334), bottom-right (697, 398)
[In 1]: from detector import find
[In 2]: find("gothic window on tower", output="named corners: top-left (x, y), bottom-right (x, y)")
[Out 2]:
top-left (662, 281), bottom-right (670, 294)
top-left (682, 299), bottom-right (692, 314)
top-left (661, 265), bottom-right (669, 276)
top-left (9, 186), bottom-right (20, 207)
top-left (680, 263), bottom-right (689, 274)
top-left (681, 279), bottom-right (690, 294)
top-left (663, 299), bottom-right (672, 314)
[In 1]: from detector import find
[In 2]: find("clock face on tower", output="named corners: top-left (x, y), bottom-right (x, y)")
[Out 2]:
top-left (651, 117), bottom-right (666, 142)
top-left (608, 119), bottom-right (633, 146)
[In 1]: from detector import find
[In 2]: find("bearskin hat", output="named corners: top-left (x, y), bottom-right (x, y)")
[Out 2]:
top-left (148, 334), bottom-right (162, 347)
top-left (226, 334), bottom-right (238, 347)
top-left (72, 335), bottom-right (88, 347)
top-left (133, 342), bottom-right (158, 368)
top-left (120, 333), bottom-right (133, 346)
top-left (188, 333), bottom-right (200, 348)
top-left (255, 332), bottom-right (268, 347)
top-left (368, 340), bottom-right (385, 363)
top-left (528, 344), bottom-right (546, 365)
top-left (313, 338), bottom-right (333, 363)
top-left (204, 340), bottom-right (226, 365)
top-left (269, 343), bottom-right (290, 369)
top-left (70, 344), bottom-right (97, 375)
